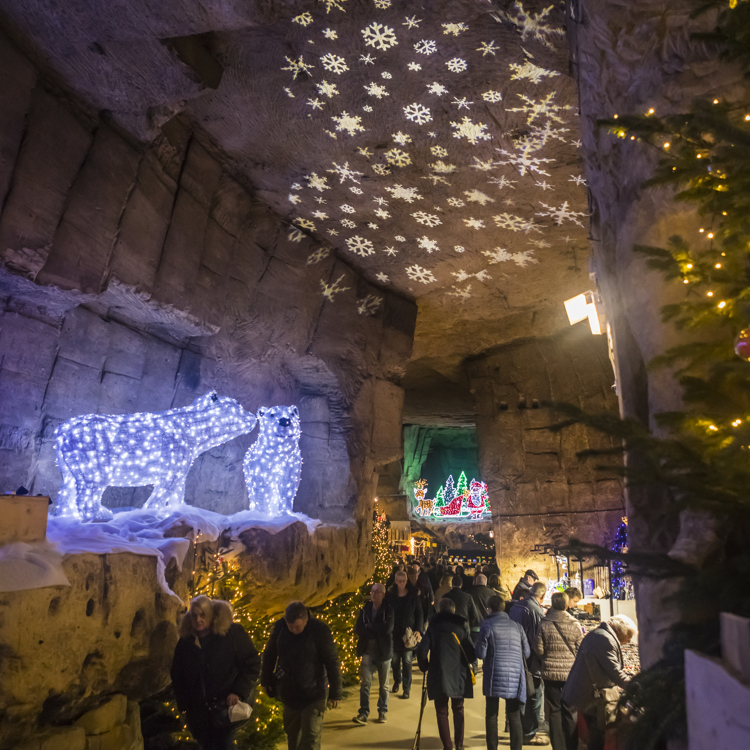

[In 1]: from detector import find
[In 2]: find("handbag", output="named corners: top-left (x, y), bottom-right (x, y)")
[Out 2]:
top-left (523, 655), bottom-right (536, 699)
top-left (403, 627), bottom-right (420, 650)
top-left (452, 633), bottom-right (476, 686)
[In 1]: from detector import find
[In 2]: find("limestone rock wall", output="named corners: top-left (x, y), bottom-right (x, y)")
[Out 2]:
top-left (467, 324), bottom-right (625, 585)
top-left (0, 29), bottom-right (415, 521)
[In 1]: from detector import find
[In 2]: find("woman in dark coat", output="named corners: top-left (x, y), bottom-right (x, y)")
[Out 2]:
top-left (388, 570), bottom-right (424, 699)
top-left (416, 598), bottom-right (475, 750)
top-left (171, 595), bottom-right (261, 750)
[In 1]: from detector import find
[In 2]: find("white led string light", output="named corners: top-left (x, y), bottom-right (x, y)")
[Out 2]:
top-left (243, 406), bottom-right (302, 514)
top-left (54, 391), bottom-right (257, 521)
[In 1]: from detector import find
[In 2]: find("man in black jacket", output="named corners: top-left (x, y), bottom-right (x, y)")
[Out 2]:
top-left (443, 575), bottom-right (481, 631)
top-left (261, 601), bottom-right (342, 750)
top-left (511, 569), bottom-right (539, 600)
top-left (353, 583), bottom-right (394, 725)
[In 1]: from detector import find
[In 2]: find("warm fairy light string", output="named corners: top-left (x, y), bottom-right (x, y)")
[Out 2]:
top-left (413, 471), bottom-right (491, 520)
top-left (243, 406), bottom-right (302, 514)
top-left (53, 391), bottom-right (257, 521)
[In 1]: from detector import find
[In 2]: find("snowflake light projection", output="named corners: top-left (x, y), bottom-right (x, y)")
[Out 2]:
top-left (357, 293), bottom-right (383, 315)
top-left (477, 40), bottom-right (499, 56)
top-left (307, 246), bottom-right (331, 265)
top-left (54, 392), bottom-right (257, 521)
top-left (417, 235), bottom-right (440, 252)
top-left (365, 82), bottom-right (389, 98)
top-left (412, 211), bottom-right (442, 227)
top-left (445, 58), bottom-right (468, 73)
top-left (494, 147), bottom-right (554, 177)
top-left (405, 264), bottom-right (437, 283)
top-left (332, 112), bottom-right (365, 136)
top-left (442, 22), bottom-right (468, 36)
top-left (509, 60), bottom-right (560, 84)
top-left (413, 473), bottom-right (490, 520)
top-left (427, 82), bottom-right (449, 96)
top-left (346, 235), bottom-right (376, 256)
top-left (493, 213), bottom-right (540, 233)
top-left (507, 92), bottom-right (574, 126)
top-left (320, 53), bottom-right (349, 74)
top-left (483, 247), bottom-right (538, 267)
top-left (243, 406), bottom-right (302, 515)
top-left (362, 22), bottom-right (399, 50)
top-left (404, 102), bottom-right (432, 124)
top-left (385, 184), bottom-right (423, 202)
top-left (321, 274), bottom-right (351, 300)
top-left (282, 55), bottom-right (314, 79)
top-left (328, 161), bottom-right (363, 183)
top-left (316, 80), bottom-right (339, 98)
top-left (536, 200), bottom-right (588, 226)
top-left (451, 117), bottom-right (491, 144)
top-left (386, 148), bottom-right (411, 167)
top-left (414, 39), bottom-right (437, 55)
top-left (482, 90), bottom-right (503, 103)
top-left (464, 189), bottom-right (494, 205)
top-left (505, 2), bottom-right (565, 49)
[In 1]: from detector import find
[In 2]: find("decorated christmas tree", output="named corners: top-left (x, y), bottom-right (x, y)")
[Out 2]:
top-left (456, 471), bottom-right (468, 498)
top-left (443, 474), bottom-right (456, 504)
top-left (433, 486), bottom-right (446, 508)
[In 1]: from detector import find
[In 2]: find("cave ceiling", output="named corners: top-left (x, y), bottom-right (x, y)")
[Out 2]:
top-left (1, 0), bottom-right (592, 392)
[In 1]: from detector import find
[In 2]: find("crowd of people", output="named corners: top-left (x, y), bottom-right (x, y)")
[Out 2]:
top-left (169, 557), bottom-right (637, 750)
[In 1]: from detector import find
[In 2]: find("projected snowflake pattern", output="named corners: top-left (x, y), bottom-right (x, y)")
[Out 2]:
top-left (272, 1), bottom-right (585, 305)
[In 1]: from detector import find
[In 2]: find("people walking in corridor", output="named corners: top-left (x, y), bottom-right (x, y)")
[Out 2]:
top-left (534, 592), bottom-right (583, 750)
top-left (388, 570), bottom-right (423, 699)
top-left (171, 596), bottom-right (261, 750)
top-left (443, 575), bottom-right (481, 631)
top-left (260, 601), bottom-right (342, 750)
top-left (474, 596), bottom-right (529, 750)
top-left (416, 598), bottom-right (475, 750)
top-left (562, 615), bottom-right (636, 750)
top-left (509, 581), bottom-right (548, 745)
top-left (353, 583), bottom-right (394, 724)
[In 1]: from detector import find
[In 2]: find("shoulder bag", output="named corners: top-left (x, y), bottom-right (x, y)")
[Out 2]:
top-left (452, 632), bottom-right (476, 686)
top-left (403, 626), bottom-right (420, 650)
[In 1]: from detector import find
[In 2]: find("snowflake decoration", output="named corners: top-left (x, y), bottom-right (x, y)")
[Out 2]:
top-left (417, 236), bottom-right (440, 253)
top-left (414, 39), bottom-right (437, 55)
top-left (569, 174), bottom-right (587, 186)
top-left (291, 182), bottom-right (302, 190)
top-left (327, 228), bottom-right (339, 236)
top-left (571, 139), bottom-right (583, 148)
top-left (386, 148), bottom-right (411, 167)
top-left (293, 13), bottom-right (314, 26)
top-left (325, 130), bottom-right (338, 140)
top-left (509, 60), bottom-right (560, 84)
top-left (288, 227), bottom-right (304, 242)
top-left (282, 55), bottom-right (314, 79)
top-left (374, 0), bottom-right (391, 8)
top-left (452, 270), bottom-right (472, 283)
top-left (536, 180), bottom-right (554, 191)
top-left (320, 53), bottom-right (349, 75)
top-left (431, 145), bottom-right (448, 157)
top-left (494, 147), bottom-right (554, 177)
top-left (358, 146), bottom-right (373, 158)
top-left (464, 218), bottom-right (485, 230)
top-left (395, 235), bottom-right (406, 241)
top-left (384, 246), bottom-right (398, 256)
top-left (374, 197), bottom-right (389, 206)
top-left (372, 164), bottom-right (391, 175)
top-left (375, 208), bottom-right (391, 219)
top-left (431, 161), bottom-right (456, 174)
top-left (483, 247), bottom-right (538, 267)
top-left (487, 174), bottom-right (517, 190)
top-left (362, 22), bottom-right (399, 50)
top-left (427, 82), bottom-right (449, 97)
top-left (363, 105), bottom-right (373, 112)
top-left (316, 80), bottom-right (339, 98)
top-left (323, 28), bottom-right (338, 40)
top-left (381, 71), bottom-right (392, 79)
top-left (442, 22), bottom-right (468, 36)
top-left (407, 62), bottom-right (422, 71)
top-left (385, 184), bottom-right (423, 202)
top-left (358, 293), bottom-right (384, 315)
top-left (518, 121), bottom-right (570, 152)
top-left (477, 40), bottom-right (500, 56)
top-left (327, 161), bottom-right (363, 183)
top-left (530, 238), bottom-right (551, 248)
top-left (340, 204), bottom-right (355, 213)
top-left (493, 213), bottom-right (540, 233)
top-left (472, 157), bottom-right (495, 171)
top-left (506, 2), bottom-right (565, 49)
top-left (452, 97), bottom-right (473, 111)
top-left (446, 58), bottom-right (467, 73)
top-left (360, 53), bottom-right (377, 64)
top-left (375, 272), bottom-right (389, 284)
top-left (451, 117), bottom-right (492, 145)
top-left (406, 264), bottom-right (437, 283)
top-left (454, 245), bottom-right (466, 253)
top-left (332, 111), bottom-right (365, 136)
top-left (341, 218), bottom-right (356, 228)
top-left (368, 222), bottom-right (379, 230)
top-left (364, 82), bottom-right (389, 99)
top-left (507, 92), bottom-right (574, 126)
top-left (464, 189), bottom-right (495, 206)
top-left (423, 174), bottom-right (451, 186)
top-left (346, 235), bottom-right (375, 257)
top-left (412, 211), bottom-right (442, 227)
top-left (349, 186), bottom-right (363, 194)
top-left (447, 284), bottom-right (472, 300)
top-left (306, 173), bottom-right (331, 192)
top-left (403, 16), bottom-right (421, 29)
top-left (284, 87), bottom-right (295, 98)
top-left (307, 98), bottom-right (324, 110)
top-left (321, 275), bottom-right (350, 302)
top-left (312, 210), bottom-right (329, 220)
top-left (482, 90), bottom-right (503, 103)
top-left (393, 131), bottom-right (412, 146)
top-left (307, 246), bottom-right (331, 265)
top-left (404, 102), bottom-right (432, 125)
top-left (315, 197), bottom-right (326, 204)
top-left (447, 197), bottom-right (465, 207)
top-left (288, 193), bottom-right (301, 204)
top-left (536, 201), bottom-right (588, 226)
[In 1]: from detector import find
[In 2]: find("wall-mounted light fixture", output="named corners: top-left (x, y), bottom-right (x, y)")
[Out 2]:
top-left (564, 291), bottom-right (605, 335)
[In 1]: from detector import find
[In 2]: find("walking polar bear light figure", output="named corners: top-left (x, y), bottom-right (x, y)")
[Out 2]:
top-left (243, 405), bottom-right (302, 515)
top-left (54, 391), bottom-right (258, 521)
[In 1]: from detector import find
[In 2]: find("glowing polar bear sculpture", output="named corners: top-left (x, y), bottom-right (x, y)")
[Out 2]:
top-left (54, 391), bottom-right (257, 521)
top-left (243, 405), bottom-right (302, 514)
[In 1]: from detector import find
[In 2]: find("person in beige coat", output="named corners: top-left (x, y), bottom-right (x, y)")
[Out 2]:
top-left (534, 592), bottom-right (583, 750)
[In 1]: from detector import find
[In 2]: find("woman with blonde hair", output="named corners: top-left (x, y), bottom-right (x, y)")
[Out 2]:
top-left (171, 595), bottom-right (261, 750)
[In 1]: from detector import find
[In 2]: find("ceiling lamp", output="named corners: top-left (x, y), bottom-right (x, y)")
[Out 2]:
top-left (564, 291), bottom-right (605, 335)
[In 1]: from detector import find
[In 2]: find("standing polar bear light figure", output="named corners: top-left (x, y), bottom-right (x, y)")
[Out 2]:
top-left (54, 391), bottom-right (257, 521)
top-left (243, 405), bottom-right (302, 515)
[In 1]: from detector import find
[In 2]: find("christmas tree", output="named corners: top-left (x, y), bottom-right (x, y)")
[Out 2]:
top-left (609, 518), bottom-right (630, 600)
top-left (455, 471), bottom-right (468, 498)
top-left (433, 486), bottom-right (446, 508)
top-left (443, 474), bottom-right (456, 503)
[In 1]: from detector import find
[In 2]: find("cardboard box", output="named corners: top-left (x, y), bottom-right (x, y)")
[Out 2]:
top-left (0, 495), bottom-right (49, 545)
